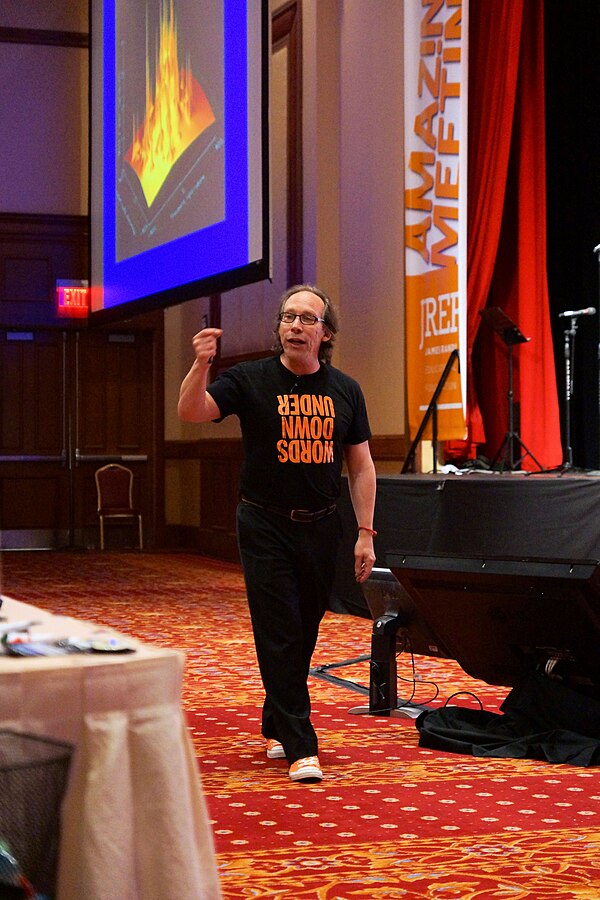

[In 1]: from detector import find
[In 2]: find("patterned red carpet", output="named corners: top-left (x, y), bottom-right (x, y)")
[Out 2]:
top-left (1, 551), bottom-right (599, 898)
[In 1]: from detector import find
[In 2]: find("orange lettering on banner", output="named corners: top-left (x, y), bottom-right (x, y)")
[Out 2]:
top-left (444, 5), bottom-right (462, 39)
top-left (421, 0), bottom-right (444, 37)
top-left (418, 57), bottom-right (441, 100)
top-left (405, 151), bottom-right (435, 262)
top-left (414, 103), bottom-right (438, 148)
top-left (437, 118), bottom-right (458, 154)
top-left (435, 161), bottom-right (459, 198)
top-left (404, 0), bottom-right (466, 441)
top-left (405, 152), bottom-right (434, 209)
top-left (439, 65), bottom-right (460, 113)
top-left (406, 218), bottom-right (432, 263)
top-left (431, 205), bottom-right (458, 266)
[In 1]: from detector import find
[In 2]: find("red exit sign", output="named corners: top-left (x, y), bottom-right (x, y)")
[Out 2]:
top-left (56, 280), bottom-right (90, 318)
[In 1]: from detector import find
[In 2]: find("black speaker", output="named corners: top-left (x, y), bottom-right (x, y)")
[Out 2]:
top-left (387, 553), bottom-right (600, 695)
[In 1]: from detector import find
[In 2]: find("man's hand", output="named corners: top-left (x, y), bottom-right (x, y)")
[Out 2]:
top-left (178, 328), bottom-right (223, 422)
top-left (192, 327), bottom-right (222, 367)
top-left (354, 532), bottom-right (376, 583)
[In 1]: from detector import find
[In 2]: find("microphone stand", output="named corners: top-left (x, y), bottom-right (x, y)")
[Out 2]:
top-left (596, 243), bottom-right (600, 471)
top-left (558, 300), bottom-right (597, 473)
top-left (561, 314), bottom-right (579, 471)
top-left (479, 307), bottom-right (543, 472)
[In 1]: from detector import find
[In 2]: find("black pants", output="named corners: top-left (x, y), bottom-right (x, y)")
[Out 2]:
top-left (236, 501), bottom-right (343, 763)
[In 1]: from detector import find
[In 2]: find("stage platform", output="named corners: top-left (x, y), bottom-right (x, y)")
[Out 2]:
top-left (332, 471), bottom-right (600, 617)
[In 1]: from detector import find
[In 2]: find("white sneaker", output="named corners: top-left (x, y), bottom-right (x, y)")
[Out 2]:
top-left (266, 738), bottom-right (286, 759)
top-left (289, 755), bottom-right (323, 782)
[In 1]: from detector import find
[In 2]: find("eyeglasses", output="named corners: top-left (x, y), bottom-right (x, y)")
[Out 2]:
top-left (279, 312), bottom-right (326, 326)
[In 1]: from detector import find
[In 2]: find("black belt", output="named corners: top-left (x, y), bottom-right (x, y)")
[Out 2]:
top-left (241, 497), bottom-right (337, 523)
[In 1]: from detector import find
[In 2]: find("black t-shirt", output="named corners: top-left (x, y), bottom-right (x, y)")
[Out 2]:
top-left (207, 356), bottom-right (371, 509)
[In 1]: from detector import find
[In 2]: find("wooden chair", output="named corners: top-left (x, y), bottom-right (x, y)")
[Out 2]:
top-left (95, 464), bottom-right (143, 550)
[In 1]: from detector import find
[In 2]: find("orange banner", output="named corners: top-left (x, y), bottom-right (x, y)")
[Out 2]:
top-left (404, 0), bottom-right (467, 441)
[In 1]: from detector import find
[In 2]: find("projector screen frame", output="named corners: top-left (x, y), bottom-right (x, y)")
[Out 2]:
top-left (89, 0), bottom-right (271, 325)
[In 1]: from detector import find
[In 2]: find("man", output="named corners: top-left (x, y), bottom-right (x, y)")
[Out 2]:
top-left (178, 284), bottom-right (376, 782)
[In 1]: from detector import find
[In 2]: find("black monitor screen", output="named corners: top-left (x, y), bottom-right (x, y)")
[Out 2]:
top-left (388, 554), bottom-right (600, 693)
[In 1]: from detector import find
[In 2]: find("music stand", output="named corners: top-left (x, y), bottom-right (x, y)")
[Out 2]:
top-left (479, 307), bottom-right (544, 472)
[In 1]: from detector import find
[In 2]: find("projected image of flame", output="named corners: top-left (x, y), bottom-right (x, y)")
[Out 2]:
top-left (125, 0), bottom-right (216, 208)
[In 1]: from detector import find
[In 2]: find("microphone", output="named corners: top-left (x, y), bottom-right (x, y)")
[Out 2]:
top-left (558, 307), bottom-right (596, 318)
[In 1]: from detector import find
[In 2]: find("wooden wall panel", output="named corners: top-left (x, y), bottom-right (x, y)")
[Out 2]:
top-left (76, 330), bottom-right (155, 458)
top-left (0, 329), bottom-right (65, 455)
top-left (0, 214), bottom-right (88, 328)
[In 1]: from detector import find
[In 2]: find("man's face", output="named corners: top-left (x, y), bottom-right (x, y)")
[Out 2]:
top-left (278, 290), bottom-right (330, 367)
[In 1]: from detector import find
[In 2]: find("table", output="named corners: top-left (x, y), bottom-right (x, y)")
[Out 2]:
top-left (0, 595), bottom-right (222, 900)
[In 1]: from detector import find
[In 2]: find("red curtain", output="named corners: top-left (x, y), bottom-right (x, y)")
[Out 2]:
top-left (447, 0), bottom-right (562, 470)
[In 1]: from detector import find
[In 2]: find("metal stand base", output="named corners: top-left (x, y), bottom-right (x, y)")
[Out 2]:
top-left (309, 614), bottom-right (432, 718)
top-left (309, 655), bottom-right (371, 696)
top-left (492, 428), bottom-right (544, 473)
top-left (347, 704), bottom-right (426, 719)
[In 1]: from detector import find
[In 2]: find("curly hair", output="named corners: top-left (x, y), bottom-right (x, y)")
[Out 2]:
top-left (272, 284), bottom-right (339, 365)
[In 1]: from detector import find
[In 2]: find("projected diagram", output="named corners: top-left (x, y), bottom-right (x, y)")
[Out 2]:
top-left (116, 0), bottom-right (224, 262)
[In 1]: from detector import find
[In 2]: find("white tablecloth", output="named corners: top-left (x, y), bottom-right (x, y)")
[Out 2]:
top-left (0, 595), bottom-right (222, 900)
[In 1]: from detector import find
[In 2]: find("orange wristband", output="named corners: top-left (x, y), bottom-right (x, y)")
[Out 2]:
top-left (358, 526), bottom-right (377, 536)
